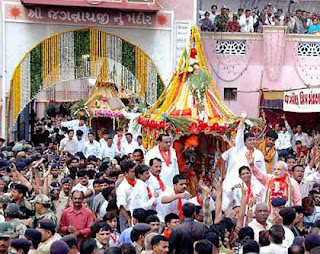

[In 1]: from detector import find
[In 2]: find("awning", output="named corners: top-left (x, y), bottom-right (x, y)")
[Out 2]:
top-left (261, 91), bottom-right (284, 110)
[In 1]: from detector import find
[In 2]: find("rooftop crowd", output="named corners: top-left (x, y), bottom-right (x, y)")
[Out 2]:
top-left (1, 112), bottom-right (320, 254)
top-left (199, 3), bottom-right (320, 34)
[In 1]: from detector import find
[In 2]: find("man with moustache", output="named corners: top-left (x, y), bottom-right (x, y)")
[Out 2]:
top-left (60, 190), bottom-right (94, 243)
top-left (292, 165), bottom-right (310, 198)
top-left (159, 174), bottom-right (191, 221)
top-left (0, 222), bottom-right (14, 254)
top-left (146, 158), bottom-right (166, 193)
top-left (145, 134), bottom-right (179, 188)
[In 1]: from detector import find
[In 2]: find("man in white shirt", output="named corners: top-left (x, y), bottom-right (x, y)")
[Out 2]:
top-left (260, 225), bottom-right (287, 254)
top-left (116, 161), bottom-right (136, 232)
top-left (222, 112), bottom-right (266, 210)
top-left (239, 9), bottom-right (254, 32)
top-left (59, 129), bottom-right (78, 155)
top-left (158, 174), bottom-right (190, 222)
top-left (292, 165), bottom-right (310, 198)
top-left (130, 164), bottom-right (158, 213)
top-left (72, 170), bottom-right (93, 198)
top-left (279, 207), bottom-right (295, 248)
top-left (274, 116), bottom-right (293, 158)
top-left (292, 124), bottom-right (310, 151)
top-left (145, 134), bottom-right (179, 188)
top-left (99, 130), bottom-right (109, 147)
top-left (75, 130), bottom-right (86, 154)
top-left (248, 203), bottom-right (272, 242)
top-left (199, 4), bottom-right (217, 23)
top-left (113, 129), bottom-right (125, 154)
top-left (61, 116), bottom-right (89, 141)
top-left (121, 133), bottom-right (139, 156)
top-left (146, 158), bottom-right (166, 194)
top-left (100, 137), bottom-right (120, 160)
top-left (137, 135), bottom-right (146, 154)
top-left (84, 132), bottom-right (101, 159)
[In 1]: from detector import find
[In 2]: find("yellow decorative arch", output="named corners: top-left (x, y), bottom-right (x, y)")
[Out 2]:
top-left (6, 27), bottom-right (165, 136)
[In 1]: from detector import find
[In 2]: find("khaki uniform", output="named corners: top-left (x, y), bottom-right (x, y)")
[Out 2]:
top-left (55, 192), bottom-right (70, 228)
top-left (28, 210), bottom-right (57, 228)
top-left (16, 198), bottom-right (34, 219)
top-left (37, 233), bottom-right (61, 254)
top-left (9, 218), bottom-right (27, 238)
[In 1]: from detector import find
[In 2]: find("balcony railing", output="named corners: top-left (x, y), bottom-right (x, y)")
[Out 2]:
top-left (201, 28), bottom-right (320, 57)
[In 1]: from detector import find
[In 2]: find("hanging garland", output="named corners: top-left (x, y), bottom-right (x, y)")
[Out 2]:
top-left (6, 28), bottom-right (165, 136)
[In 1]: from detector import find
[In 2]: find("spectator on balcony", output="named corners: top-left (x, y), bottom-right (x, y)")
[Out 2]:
top-left (227, 15), bottom-right (240, 32)
top-left (253, 11), bottom-right (264, 33)
top-left (201, 12), bottom-right (213, 32)
top-left (213, 6), bottom-right (229, 32)
top-left (237, 8), bottom-right (244, 19)
top-left (277, 9), bottom-right (285, 24)
top-left (284, 13), bottom-right (295, 33)
top-left (199, 5), bottom-right (217, 24)
top-left (264, 11), bottom-right (275, 26)
top-left (293, 10), bottom-right (308, 34)
top-left (308, 17), bottom-right (320, 34)
top-left (239, 9), bottom-right (254, 33)
top-left (273, 13), bottom-right (283, 26)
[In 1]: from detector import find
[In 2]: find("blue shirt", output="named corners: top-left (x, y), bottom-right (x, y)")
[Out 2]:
top-left (119, 227), bottom-right (133, 244)
top-left (308, 24), bottom-right (320, 34)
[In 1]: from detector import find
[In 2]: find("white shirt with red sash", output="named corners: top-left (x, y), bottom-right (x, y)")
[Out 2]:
top-left (145, 145), bottom-right (179, 188)
top-left (129, 179), bottom-right (157, 214)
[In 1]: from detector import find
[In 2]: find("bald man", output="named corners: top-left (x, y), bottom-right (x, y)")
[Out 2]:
top-left (247, 154), bottom-right (301, 207)
top-left (248, 203), bottom-right (272, 242)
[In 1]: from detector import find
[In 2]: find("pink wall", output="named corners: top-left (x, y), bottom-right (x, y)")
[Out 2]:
top-left (202, 27), bottom-right (320, 117)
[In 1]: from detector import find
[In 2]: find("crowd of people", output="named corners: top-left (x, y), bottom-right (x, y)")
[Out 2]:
top-left (1, 111), bottom-right (320, 254)
top-left (199, 3), bottom-right (320, 34)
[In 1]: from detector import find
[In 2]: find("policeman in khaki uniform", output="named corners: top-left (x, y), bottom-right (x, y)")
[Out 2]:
top-left (25, 194), bottom-right (57, 228)
top-left (10, 183), bottom-right (34, 219)
top-left (36, 219), bottom-right (61, 254)
top-left (0, 222), bottom-right (14, 254)
top-left (5, 204), bottom-right (27, 238)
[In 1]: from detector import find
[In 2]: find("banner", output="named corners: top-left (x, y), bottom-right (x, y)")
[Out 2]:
top-left (283, 88), bottom-right (320, 112)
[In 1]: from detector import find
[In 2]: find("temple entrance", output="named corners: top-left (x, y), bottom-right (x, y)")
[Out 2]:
top-left (5, 27), bottom-right (164, 141)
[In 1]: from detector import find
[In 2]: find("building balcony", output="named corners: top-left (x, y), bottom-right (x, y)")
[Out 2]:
top-left (200, 26), bottom-right (320, 116)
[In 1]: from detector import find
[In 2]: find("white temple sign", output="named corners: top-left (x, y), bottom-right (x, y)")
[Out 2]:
top-left (174, 21), bottom-right (191, 66)
top-left (284, 88), bottom-right (320, 113)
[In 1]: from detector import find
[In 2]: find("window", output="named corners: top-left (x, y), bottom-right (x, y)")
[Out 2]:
top-left (216, 40), bottom-right (246, 55)
top-left (224, 88), bottom-right (237, 101)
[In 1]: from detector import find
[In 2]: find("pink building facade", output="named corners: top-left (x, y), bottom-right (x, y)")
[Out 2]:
top-left (201, 27), bottom-right (320, 117)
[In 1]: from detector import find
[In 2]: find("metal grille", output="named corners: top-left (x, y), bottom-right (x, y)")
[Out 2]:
top-left (216, 40), bottom-right (246, 55)
top-left (298, 42), bottom-right (320, 57)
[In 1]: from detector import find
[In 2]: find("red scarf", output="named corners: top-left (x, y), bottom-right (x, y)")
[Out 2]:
top-left (110, 232), bottom-right (118, 244)
top-left (175, 190), bottom-right (183, 221)
top-left (163, 228), bottom-right (171, 238)
top-left (246, 183), bottom-right (254, 205)
top-left (156, 175), bottom-right (166, 191)
top-left (267, 174), bottom-right (289, 204)
top-left (196, 195), bottom-right (203, 206)
top-left (117, 134), bottom-right (123, 151)
top-left (159, 146), bottom-right (171, 167)
top-left (127, 179), bottom-right (137, 187)
top-left (147, 186), bottom-right (152, 199)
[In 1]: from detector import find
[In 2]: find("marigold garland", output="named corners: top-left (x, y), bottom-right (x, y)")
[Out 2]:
top-left (6, 27), bottom-right (165, 138)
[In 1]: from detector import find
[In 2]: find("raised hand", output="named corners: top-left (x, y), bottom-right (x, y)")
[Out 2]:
top-left (240, 183), bottom-right (247, 195)
top-left (241, 111), bottom-right (248, 120)
top-left (231, 184), bottom-right (242, 191)
top-left (43, 167), bottom-right (51, 179)
top-left (246, 150), bottom-right (254, 166)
